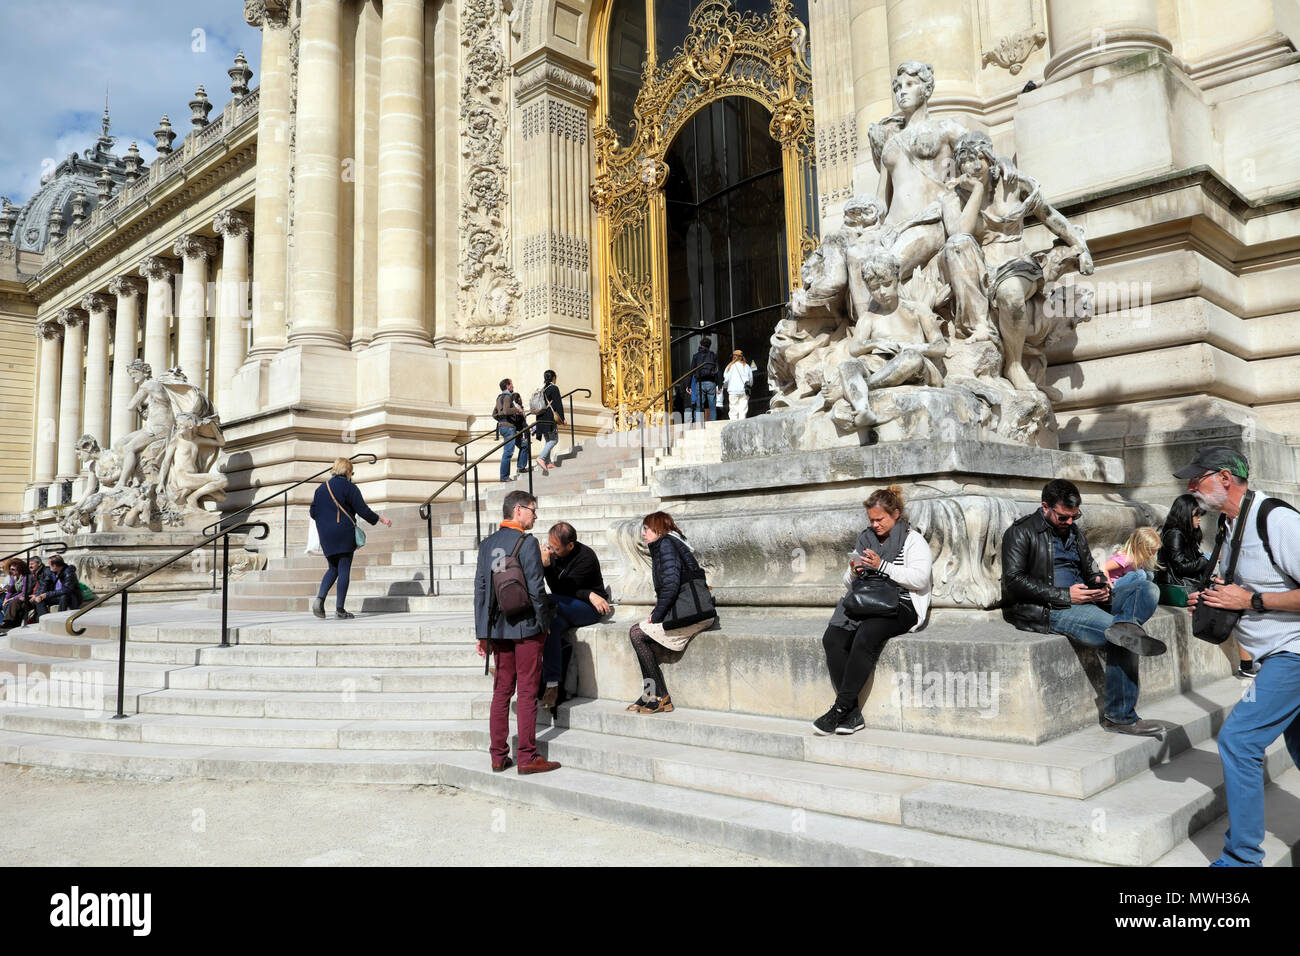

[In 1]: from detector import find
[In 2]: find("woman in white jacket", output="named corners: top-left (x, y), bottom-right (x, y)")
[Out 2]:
top-left (813, 484), bottom-right (932, 736)
top-left (722, 350), bottom-right (754, 420)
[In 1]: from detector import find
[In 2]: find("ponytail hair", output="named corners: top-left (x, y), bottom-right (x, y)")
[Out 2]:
top-left (864, 484), bottom-right (905, 517)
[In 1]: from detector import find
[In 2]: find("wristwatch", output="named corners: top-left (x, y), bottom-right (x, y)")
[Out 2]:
top-left (1250, 592), bottom-right (1267, 613)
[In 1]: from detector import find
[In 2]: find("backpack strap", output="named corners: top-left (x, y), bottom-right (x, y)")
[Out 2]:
top-left (1256, 497), bottom-right (1299, 587)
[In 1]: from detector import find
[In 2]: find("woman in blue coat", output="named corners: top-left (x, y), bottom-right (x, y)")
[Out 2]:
top-left (309, 457), bottom-right (391, 619)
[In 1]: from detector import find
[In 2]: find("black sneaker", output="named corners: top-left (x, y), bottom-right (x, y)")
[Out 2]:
top-left (812, 704), bottom-right (850, 736)
top-left (1238, 658), bottom-right (1259, 677)
top-left (835, 707), bottom-right (866, 735)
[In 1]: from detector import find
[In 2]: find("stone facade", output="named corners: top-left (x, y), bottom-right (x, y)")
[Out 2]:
top-left (0, 0), bottom-right (1297, 547)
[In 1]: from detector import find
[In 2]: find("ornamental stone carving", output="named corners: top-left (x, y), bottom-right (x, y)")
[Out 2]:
top-left (79, 293), bottom-right (109, 314)
top-left (174, 234), bottom-right (217, 261)
top-left (57, 307), bottom-right (88, 330)
top-left (213, 210), bottom-right (251, 238)
top-left (455, 0), bottom-right (520, 342)
top-left (139, 256), bottom-right (177, 282)
top-left (981, 26), bottom-right (1047, 75)
top-left (108, 275), bottom-right (145, 299)
top-left (34, 317), bottom-right (63, 340)
top-left (768, 62), bottom-right (1095, 450)
top-left (244, 0), bottom-right (290, 29)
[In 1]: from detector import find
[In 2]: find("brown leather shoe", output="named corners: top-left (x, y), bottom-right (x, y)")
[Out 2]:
top-left (539, 684), bottom-right (559, 709)
top-left (1102, 717), bottom-right (1164, 737)
top-left (517, 756), bottom-right (561, 775)
top-left (491, 757), bottom-right (514, 773)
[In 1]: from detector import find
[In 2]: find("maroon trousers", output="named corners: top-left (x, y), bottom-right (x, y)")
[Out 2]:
top-left (489, 633), bottom-right (545, 766)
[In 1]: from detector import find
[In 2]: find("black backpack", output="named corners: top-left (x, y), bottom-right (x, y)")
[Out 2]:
top-left (695, 351), bottom-right (717, 382)
top-left (1255, 498), bottom-right (1299, 585)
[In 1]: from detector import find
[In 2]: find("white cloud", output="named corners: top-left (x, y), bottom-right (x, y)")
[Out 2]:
top-left (0, 0), bottom-right (262, 204)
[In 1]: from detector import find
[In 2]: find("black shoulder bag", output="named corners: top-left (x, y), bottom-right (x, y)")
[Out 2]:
top-left (1191, 493), bottom-right (1252, 645)
top-left (662, 538), bottom-right (717, 628)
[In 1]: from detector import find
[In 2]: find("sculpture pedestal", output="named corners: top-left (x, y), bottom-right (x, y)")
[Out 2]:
top-left (66, 530), bottom-right (267, 604)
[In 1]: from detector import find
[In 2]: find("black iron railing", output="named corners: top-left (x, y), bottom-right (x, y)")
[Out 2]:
top-left (0, 540), bottom-right (68, 569)
top-left (66, 521), bottom-right (271, 720)
top-left (454, 387), bottom-right (592, 491)
top-left (633, 366), bottom-right (707, 485)
top-left (202, 453), bottom-right (379, 589)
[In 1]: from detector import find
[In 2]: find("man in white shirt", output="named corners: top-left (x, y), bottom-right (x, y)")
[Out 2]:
top-left (1179, 445), bottom-right (1300, 866)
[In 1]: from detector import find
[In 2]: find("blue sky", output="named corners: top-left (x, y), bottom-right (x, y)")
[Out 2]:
top-left (0, 0), bottom-right (263, 204)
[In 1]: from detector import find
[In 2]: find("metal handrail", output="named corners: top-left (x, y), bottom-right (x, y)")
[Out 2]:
top-left (0, 540), bottom-right (69, 568)
top-left (633, 366), bottom-right (706, 485)
top-left (454, 387), bottom-right (592, 491)
top-left (202, 452), bottom-right (379, 587)
top-left (66, 521), bottom-right (271, 720)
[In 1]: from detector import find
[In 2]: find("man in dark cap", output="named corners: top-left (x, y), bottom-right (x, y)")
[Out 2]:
top-left (1178, 445), bottom-right (1300, 866)
top-left (689, 336), bottom-right (719, 423)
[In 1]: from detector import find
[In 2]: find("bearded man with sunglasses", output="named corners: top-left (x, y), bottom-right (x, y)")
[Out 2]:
top-left (1001, 479), bottom-right (1164, 736)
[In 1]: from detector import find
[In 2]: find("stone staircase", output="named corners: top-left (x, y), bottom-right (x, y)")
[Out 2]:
top-left (0, 419), bottom-right (1296, 866)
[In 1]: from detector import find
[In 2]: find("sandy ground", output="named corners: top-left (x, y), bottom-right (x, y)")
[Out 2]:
top-left (0, 766), bottom-right (782, 867)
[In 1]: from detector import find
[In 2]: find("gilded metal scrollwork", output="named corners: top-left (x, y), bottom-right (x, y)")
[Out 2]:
top-left (591, 0), bottom-right (817, 422)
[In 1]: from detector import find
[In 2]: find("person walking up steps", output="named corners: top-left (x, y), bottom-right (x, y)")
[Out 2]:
top-left (493, 379), bottom-right (530, 482)
top-left (310, 457), bottom-right (391, 620)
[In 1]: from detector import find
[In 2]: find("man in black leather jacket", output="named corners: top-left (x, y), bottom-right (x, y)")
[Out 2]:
top-left (1002, 479), bottom-right (1163, 736)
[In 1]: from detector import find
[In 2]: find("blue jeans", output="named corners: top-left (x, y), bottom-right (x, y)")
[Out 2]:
top-left (1047, 571), bottom-right (1158, 725)
top-left (538, 434), bottom-right (559, 466)
top-left (694, 380), bottom-right (717, 419)
top-left (1213, 651), bottom-right (1300, 866)
top-left (498, 424), bottom-right (529, 480)
top-left (543, 594), bottom-right (605, 685)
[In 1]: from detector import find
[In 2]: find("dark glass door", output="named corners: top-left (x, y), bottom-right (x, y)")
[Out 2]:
top-left (664, 95), bottom-right (786, 417)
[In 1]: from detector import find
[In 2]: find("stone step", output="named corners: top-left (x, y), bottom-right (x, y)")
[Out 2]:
top-left (35, 612), bottom-right (479, 646)
top-left (133, 688), bottom-right (493, 721)
top-left (158, 663), bottom-right (492, 694)
top-left (1153, 765), bottom-right (1300, 866)
top-left (0, 707), bottom-right (482, 751)
top-left (898, 736), bottom-right (1299, 865)
top-left (538, 676), bottom-right (1255, 799)
top-left (194, 593), bottom-right (447, 613)
top-left (532, 725), bottom-right (927, 825)
top-left (0, 728), bottom-right (1087, 865)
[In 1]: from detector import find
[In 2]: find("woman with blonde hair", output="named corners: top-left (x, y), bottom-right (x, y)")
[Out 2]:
top-left (309, 457), bottom-right (391, 620)
top-left (723, 349), bottom-right (754, 420)
top-left (813, 485), bottom-right (932, 736)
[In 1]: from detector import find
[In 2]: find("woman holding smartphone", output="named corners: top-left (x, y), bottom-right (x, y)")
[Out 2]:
top-left (813, 485), bottom-right (932, 736)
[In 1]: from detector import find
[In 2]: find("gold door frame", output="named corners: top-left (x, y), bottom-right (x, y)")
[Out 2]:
top-left (590, 0), bottom-right (817, 423)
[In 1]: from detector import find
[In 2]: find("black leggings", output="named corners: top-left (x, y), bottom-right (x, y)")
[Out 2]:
top-left (318, 552), bottom-right (354, 609)
top-left (823, 603), bottom-right (918, 710)
top-left (629, 624), bottom-right (669, 699)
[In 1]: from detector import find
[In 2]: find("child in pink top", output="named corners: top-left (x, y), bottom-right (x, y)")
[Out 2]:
top-left (1103, 527), bottom-right (1162, 584)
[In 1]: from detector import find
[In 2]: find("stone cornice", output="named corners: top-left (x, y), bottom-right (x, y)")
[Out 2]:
top-left (512, 46), bottom-right (596, 105)
top-left (26, 110), bottom-right (257, 304)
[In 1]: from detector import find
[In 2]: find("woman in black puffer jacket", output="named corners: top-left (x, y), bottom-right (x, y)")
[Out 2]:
top-left (626, 511), bottom-right (716, 715)
top-left (1156, 494), bottom-right (1212, 599)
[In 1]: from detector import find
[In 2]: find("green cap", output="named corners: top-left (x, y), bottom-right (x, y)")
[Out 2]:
top-left (1172, 445), bottom-right (1249, 481)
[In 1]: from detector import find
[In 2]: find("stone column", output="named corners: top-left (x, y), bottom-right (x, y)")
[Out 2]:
top-left (244, 0), bottom-right (291, 359)
top-left (174, 234), bottom-right (216, 387)
top-left (108, 275), bottom-right (145, 444)
top-left (290, 0), bottom-right (347, 347)
top-left (55, 308), bottom-right (88, 480)
top-left (1044, 0), bottom-right (1171, 82)
top-left (80, 293), bottom-right (112, 449)
top-left (213, 210), bottom-right (252, 407)
top-left (139, 256), bottom-right (178, 376)
top-left (33, 318), bottom-right (62, 485)
top-left (373, 0), bottom-right (427, 344)
top-left (885, 0), bottom-right (977, 104)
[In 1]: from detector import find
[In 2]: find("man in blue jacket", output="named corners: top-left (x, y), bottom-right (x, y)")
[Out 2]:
top-left (474, 489), bottom-right (560, 775)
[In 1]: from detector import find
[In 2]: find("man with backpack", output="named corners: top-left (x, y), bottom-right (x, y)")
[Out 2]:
top-left (473, 489), bottom-right (560, 775)
top-left (689, 337), bottom-right (720, 423)
top-left (1180, 446), bottom-right (1300, 866)
top-left (492, 378), bottom-right (530, 482)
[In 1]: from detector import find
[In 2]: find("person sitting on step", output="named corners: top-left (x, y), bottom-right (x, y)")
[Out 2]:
top-left (33, 554), bottom-right (82, 613)
top-left (813, 485), bottom-right (932, 736)
top-left (540, 521), bottom-right (612, 708)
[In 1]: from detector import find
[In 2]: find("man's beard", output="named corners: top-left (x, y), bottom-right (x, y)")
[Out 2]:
top-left (1193, 483), bottom-right (1229, 510)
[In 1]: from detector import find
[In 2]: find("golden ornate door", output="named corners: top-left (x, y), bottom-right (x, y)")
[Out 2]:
top-left (591, 0), bottom-right (817, 423)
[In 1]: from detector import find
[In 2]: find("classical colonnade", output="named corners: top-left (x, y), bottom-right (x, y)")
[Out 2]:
top-left (32, 211), bottom-right (251, 487)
